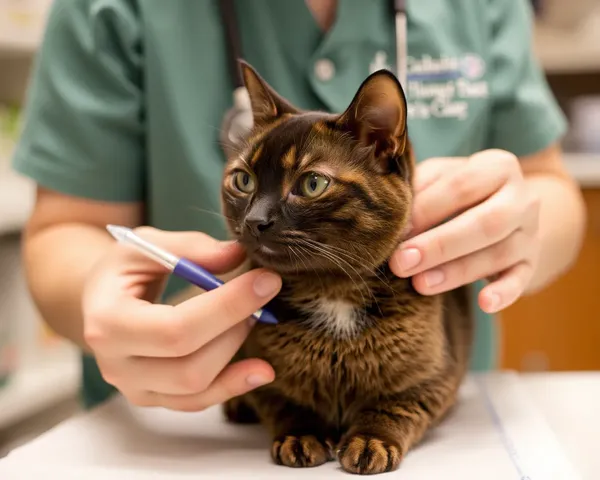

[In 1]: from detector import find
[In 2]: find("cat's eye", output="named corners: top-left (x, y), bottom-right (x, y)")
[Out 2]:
top-left (232, 171), bottom-right (256, 193)
top-left (300, 173), bottom-right (330, 198)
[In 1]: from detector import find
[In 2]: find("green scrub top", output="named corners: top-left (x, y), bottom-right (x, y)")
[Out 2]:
top-left (12, 0), bottom-right (567, 409)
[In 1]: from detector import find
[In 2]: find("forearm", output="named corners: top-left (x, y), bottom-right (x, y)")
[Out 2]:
top-left (22, 223), bottom-right (112, 351)
top-left (524, 173), bottom-right (586, 294)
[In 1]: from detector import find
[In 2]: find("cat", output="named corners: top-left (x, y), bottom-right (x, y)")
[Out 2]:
top-left (219, 60), bottom-right (474, 475)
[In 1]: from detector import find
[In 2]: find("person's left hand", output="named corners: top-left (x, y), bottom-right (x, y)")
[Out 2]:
top-left (389, 149), bottom-right (541, 313)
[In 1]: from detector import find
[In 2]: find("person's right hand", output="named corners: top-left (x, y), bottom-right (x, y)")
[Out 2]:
top-left (82, 227), bottom-right (282, 412)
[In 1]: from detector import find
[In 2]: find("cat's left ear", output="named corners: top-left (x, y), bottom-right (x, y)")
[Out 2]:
top-left (239, 60), bottom-right (300, 128)
top-left (336, 70), bottom-right (410, 174)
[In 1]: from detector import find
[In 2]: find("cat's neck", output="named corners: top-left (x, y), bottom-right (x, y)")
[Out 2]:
top-left (272, 261), bottom-right (413, 309)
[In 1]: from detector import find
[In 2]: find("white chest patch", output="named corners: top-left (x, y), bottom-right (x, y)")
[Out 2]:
top-left (302, 300), bottom-right (363, 338)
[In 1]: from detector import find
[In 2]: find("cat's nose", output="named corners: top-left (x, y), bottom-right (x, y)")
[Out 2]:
top-left (245, 216), bottom-right (275, 237)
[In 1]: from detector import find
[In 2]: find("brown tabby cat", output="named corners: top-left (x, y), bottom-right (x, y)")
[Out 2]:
top-left (219, 60), bottom-right (474, 475)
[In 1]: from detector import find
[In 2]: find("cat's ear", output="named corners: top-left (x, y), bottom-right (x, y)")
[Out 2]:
top-left (239, 60), bottom-right (300, 127)
top-left (336, 70), bottom-right (409, 162)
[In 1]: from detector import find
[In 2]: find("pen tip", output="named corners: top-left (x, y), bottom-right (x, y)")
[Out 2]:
top-left (106, 224), bottom-right (129, 242)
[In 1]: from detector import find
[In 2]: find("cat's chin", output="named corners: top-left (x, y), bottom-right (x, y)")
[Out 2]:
top-left (247, 246), bottom-right (313, 275)
top-left (245, 244), bottom-right (290, 269)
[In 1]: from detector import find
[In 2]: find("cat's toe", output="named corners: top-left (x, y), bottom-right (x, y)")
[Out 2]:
top-left (222, 396), bottom-right (259, 424)
top-left (272, 435), bottom-right (333, 468)
top-left (337, 434), bottom-right (402, 475)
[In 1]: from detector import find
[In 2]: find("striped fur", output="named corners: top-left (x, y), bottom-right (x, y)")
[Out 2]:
top-left (219, 61), bottom-right (474, 475)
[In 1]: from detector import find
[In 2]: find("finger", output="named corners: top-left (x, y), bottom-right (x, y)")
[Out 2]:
top-left (85, 228), bottom-right (247, 316)
top-left (130, 358), bottom-right (275, 412)
top-left (107, 226), bottom-right (247, 275)
top-left (479, 261), bottom-right (533, 313)
top-left (410, 150), bottom-right (520, 236)
top-left (411, 229), bottom-right (532, 295)
top-left (412, 157), bottom-right (465, 193)
top-left (86, 268), bottom-right (281, 358)
top-left (125, 316), bottom-right (253, 395)
top-left (390, 183), bottom-right (524, 278)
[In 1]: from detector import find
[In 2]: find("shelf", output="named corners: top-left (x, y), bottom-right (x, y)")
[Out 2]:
top-left (0, 347), bottom-right (80, 429)
top-left (0, 167), bottom-right (34, 236)
top-left (0, 2), bottom-right (51, 56)
top-left (0, 31), bottom-right (41, 56)
top-left (534, 13), bottom-right (600, 74)
top-left (563, 152), bottom-right (600, 188)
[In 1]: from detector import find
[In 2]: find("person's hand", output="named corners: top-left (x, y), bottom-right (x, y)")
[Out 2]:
top-left (390, 149), bottom-right (541, 313)
top-left (82, 227), bottom-right (281, 412)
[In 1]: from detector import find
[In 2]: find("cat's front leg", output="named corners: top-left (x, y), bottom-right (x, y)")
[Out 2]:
top-left (247, 390), bottom-right (336, 468)
top-left (338, 378), bottom-right (459, 475)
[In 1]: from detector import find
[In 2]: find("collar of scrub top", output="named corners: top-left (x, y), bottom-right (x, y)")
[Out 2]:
top-left (218, 0), bottom-right (408, 149)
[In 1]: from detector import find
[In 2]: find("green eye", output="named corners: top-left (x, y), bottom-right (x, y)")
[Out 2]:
top-left (233, 171), bottom-right (256, 193)
top-left (300, 173), bottom-right (330, 198)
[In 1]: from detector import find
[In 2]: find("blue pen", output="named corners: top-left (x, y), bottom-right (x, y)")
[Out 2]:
top-left (106, 225), bottom-right (278, 325)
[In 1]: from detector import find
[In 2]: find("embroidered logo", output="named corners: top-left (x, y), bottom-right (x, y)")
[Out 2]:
top-left (405, 53), bottom-right (489, 121)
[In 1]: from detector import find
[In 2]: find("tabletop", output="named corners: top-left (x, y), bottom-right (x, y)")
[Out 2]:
top-left (0, 371), bottom-right (598, 479)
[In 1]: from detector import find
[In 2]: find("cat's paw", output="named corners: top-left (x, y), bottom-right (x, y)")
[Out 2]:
top-left (337, 434), bottom-right (402, 475)
top-left (272, 435), bottom-right (334, 468)
top-left (222, 396), bottom-right (259, 424)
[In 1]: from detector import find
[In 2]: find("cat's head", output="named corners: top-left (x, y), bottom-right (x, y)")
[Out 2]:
top-left (220, 61), bottom-right (414, 276)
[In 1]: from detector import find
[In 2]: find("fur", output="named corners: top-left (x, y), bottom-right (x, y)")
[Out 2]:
top-left (219, 60), bottom-right (474, 475)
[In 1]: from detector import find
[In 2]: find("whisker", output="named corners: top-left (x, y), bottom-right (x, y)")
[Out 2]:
top-left (298, 238), bottom-right (389, 315)
top-left (294, 244), bottom-right (327, 291)
top-left (298, 237), bottom-right (396, 294)
top-left (299, 231), bottom-right (381, 267)
top-left (188, 206), bottom-right (236, 222)
top-left (287, 246), bottom-right (300, 275)
top-left (295, 239), bottom-right (370, 307)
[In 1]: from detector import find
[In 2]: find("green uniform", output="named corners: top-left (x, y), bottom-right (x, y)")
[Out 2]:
top-left (12, 0), bottom-right (566, 409)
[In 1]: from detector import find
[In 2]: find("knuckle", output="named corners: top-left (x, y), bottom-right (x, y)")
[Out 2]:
top-left (489, 149), bottom-right (519, 168)
top-left (480, 206), bottom-right (511, 240)
top-left (432, 235), bottom-right (447, 263)
top-left (448, 173), bottom-right (474, 204)
top-left (160, 312), bottom-right (194, 356)
top-left (455, 257), bottom-right (471, 284)
top-left (178, 365), bottom-right (211, 394)
top-left (492, 237), bottom-right (513, 267)
top-left (83, 309), bottom-right (112, 348)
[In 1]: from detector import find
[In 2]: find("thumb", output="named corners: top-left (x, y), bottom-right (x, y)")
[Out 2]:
top-left (111, 226), bottom-right (247, 275)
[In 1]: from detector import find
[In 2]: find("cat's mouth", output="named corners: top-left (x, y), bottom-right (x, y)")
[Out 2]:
top-left (242, 238), bottom-right (288, 261)
top-left (256, 243), bottom-right (282, 257)
top-left (238, 235), bottom-right (311, 271)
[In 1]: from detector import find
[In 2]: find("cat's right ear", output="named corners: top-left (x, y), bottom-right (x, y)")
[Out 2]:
top-left (336, 69), bottom-right (408, 158)
top-left (238, 60), bottom-right (300, 128)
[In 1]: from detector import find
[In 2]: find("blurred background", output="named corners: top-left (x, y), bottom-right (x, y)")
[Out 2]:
top-left (0, 0), bottom-right (599, 459)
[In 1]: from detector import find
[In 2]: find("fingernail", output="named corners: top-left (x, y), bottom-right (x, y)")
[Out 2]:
top-left (253, 272), bottom-right (281, 297)
top-left (487, 292), bottom-right (501, 312)
top-left (246, 374), bottom-right (271, 387)
top-left (398, 248), bottom-right (421, 271)
top-left (424, 269), bottom-right (445, 288)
